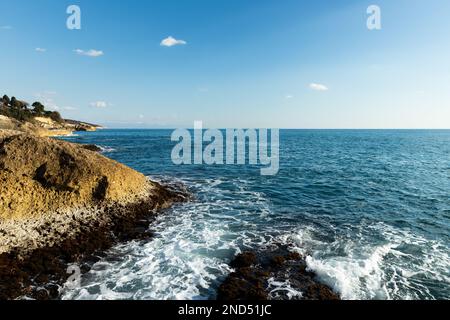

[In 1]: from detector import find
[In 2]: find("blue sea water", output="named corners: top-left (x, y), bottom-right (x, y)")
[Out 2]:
top-left (60, 130), bottom-right (450, 300)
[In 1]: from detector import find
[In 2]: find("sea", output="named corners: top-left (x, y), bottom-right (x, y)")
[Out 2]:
top-left (59, 129), bottom-right (450, 300)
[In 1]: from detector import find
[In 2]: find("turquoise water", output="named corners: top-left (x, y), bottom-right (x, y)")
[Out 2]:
top-left (60, 130), bottom-right (450, 300)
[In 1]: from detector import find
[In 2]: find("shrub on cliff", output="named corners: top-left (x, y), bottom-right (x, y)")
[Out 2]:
top-left (8, 108), bottom-right (34, 122)
top-left (10, 97), bottom-right (29, 110)
top-left (1, 95), bottom-right (33, 122)
top-left (48, 111), bottom-right (64, 123)
top-left (2, 95), bottom-right (10, 105)
top-left (1, 94), bottom-right (65, 124)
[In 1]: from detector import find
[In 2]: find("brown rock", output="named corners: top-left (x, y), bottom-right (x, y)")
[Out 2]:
top-left (81, 144), bottom-right (102, 152)
top-left (0, 130), bottom-right (150, 223)
top-left (230, 252), bottom-right (257, 269)
top-left (0, 130), bottom-right (186, 252)
top-left (0, 129), bottom-right (188, 300)
top-left (217, 245), bottom-right (341, 301)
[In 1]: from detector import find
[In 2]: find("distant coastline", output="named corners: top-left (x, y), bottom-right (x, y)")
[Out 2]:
top-left (0, 94), bottom-right (102, 137)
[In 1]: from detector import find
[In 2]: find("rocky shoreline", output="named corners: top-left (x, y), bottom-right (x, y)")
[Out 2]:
top-left (0, 129), bottom-right (338, 301)
top-left (0, 185), bottom-right (187, 300)
top-left (0, 130), bottom-right (188, 299)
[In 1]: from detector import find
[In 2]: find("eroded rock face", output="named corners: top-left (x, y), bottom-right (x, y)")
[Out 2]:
top-left (0, 130), bottom-right (149, 221)
top-left (217, 245), bottom-right (340, 301)
top-left (0, 116), bottom-right (72, 137)
top-left (0, 129), bottom-right (188, 255)
top-left (0, 129), bottom-right (187, 299)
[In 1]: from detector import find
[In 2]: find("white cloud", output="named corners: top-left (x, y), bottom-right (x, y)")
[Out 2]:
top-left (0, 26), bottom-right (12, 30)
top-left (35, 48), bottom-right (47, 53)
top-left (62, 106), bottom-right (77, 111)
top-left (90, 101), bottom-right (108, 108)
top-left (309, 83), bottom-right (329, 91)
top-left (285, 94), bottom-right (294, 99)
top-left (160, 36), bottom-right (187, 47)
top-left (74, 49), bottom-right (104, 57)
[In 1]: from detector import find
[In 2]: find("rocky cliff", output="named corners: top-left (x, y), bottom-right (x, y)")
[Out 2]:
top-left (0, 115), bottom-right (76, 137)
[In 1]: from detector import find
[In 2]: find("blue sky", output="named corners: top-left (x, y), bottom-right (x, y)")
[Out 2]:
top-left (0, 0), bottom-right (449, 128)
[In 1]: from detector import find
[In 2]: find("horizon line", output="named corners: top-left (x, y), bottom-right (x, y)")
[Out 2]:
top-left (93, 127), bottom-right (450, 130)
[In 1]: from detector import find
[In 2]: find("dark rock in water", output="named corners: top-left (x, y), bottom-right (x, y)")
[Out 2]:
top-left (81, 144), bottom-right (102, 152)
top-left (217, 245), bottom-right (340, 301)
top-left (229, 251), bottom-right (257, 269)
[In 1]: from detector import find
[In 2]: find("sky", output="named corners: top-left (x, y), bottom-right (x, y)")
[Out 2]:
top-left (0, 0), bottom-right (449, 129)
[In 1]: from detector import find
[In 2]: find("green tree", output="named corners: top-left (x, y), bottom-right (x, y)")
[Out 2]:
top-left (2, 95), bottom-right (10, 105)
top-left (10, 97), bottom-right (27, 110)
top-left (10, 96), bottom-right (18, 108)
top-left (32, 102), bottom-right (45, 116)
top-left (49, 111), bottom-right (64, 123)
top-left (18, 100), bottom-right (29, 110)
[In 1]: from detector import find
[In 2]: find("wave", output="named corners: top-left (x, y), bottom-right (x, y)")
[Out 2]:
top-left (60, 175), bottom-right (450, 300)
top-left (61, 176), bottom-right (275, 300)
top-left (278, 223), bottom-right (450, 300)
top-left (97, 145), bottom-right (116, 153)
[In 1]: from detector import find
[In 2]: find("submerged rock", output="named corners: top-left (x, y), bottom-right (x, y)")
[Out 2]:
top-left (0, 129), bottom-right (187, 299)
top-left (217, 245), bottom-right (340, 301)
top-left (80, 144), bottom-right (102, 152)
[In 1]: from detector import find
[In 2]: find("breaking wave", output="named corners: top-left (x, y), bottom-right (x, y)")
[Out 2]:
top-left (61, 176), bottom-right (450, 300)
top-left (278, 223), bottom-right (450, 300)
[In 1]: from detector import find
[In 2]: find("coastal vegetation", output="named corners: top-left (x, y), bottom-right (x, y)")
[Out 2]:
top-left (1, 94), bottom-right (63, 124)
top-left (0, 94), bottom-right (100, 136)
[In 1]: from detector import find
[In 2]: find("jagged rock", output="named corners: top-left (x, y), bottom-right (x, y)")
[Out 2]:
top-left (217, 245), bottom-right (340, 301)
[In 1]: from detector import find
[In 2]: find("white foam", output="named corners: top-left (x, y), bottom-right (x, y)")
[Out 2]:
top-left (60, 176), bottom-right (450, 300)
top-left (61, 176), bottom-right (275, 300)
top-left (267, 278), bottom-right (303, 300)
top-left (98, 145), bottom-right (116, 153)
top-left (282, 222), bottom-right (450, 300)
top-left (305, 244), bottom-right (392, 299)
